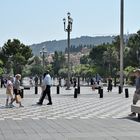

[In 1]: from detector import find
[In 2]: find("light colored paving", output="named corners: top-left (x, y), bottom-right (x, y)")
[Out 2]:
top-left (1, 86), bottom-right (140, 140)
top-left (0, 86), bottom-right (134, 120)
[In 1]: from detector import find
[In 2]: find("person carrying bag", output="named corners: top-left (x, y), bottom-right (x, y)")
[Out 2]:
top-left (9, 74), bottom-right (24, 107)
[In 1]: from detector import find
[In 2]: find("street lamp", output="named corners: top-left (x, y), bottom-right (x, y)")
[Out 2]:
top-left (120, 0), bottom-right (124, 93)
top-left (63, 12), bottom-right (73, 89)
top-left (40, 47), bottom-right (47, 69)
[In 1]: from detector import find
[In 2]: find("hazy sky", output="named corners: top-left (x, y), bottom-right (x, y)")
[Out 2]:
top-left (0, 0), bottom-right (140, 46)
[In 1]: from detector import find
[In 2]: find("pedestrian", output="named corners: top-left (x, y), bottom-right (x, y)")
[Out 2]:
top-left (37, 70), bottom-right (52, 105)
top-left (1, 76), bottom-right (5, 88)
top-left (37, 73), bottom-right (47, 102)
top-left (107, 76), bottom-right (113, 92)
top-left (96, 73), bottom-right (102, 85)
top-left (5, 76), bottom-right (14, 107)
top-left (129, 69), bottom-right (140, 116)
top-left (34, 75), bottom-right (39, 86)
top-left (34, 75), bottom-right (39, 94)
top-left (73, 77), bottom-right (77, 88)
top-left (58, 77), bottom-right (62, 87)
top-left (30, 77), bottom-right (33, 87)
top-left (90, 77), bottom-right (96, 90)
top-left (9, 74), bottom-right (24, 107)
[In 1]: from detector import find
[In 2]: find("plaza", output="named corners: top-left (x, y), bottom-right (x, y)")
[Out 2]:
top-left (0, 86), bottom-right (140, 140)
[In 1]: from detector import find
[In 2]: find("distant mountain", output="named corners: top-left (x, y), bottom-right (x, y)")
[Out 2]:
top-left (29, 35), bottom-right (117, 56)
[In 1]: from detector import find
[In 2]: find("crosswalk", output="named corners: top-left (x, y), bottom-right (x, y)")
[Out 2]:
top-left (0, 94), bottom-right (132, 120)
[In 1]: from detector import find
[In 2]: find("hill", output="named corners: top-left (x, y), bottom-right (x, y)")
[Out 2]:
top-left (29, 36), bottom-right (116, 56)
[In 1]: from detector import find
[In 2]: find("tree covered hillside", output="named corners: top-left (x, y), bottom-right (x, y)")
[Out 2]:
top-left (30, 36), bottom-right (115, 56)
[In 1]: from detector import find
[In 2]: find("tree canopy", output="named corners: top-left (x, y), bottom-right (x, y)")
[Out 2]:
top-left (0, 39), bottom-right (33, 75)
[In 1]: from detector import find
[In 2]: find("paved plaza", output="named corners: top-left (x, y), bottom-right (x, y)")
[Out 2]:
top-left (0, 86), bottom-right (140, 140)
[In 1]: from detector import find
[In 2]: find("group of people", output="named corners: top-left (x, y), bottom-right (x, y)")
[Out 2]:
top-left (4, 70), bottom-right (52, 108)
top-left (90, 76), bottom-right (113, 92)
top-left (3, 68), bottom-right (140, 117)
top-left (90, 74), bottom-right (103, 90)
top-left (5, 74), bottom-right (23, 107)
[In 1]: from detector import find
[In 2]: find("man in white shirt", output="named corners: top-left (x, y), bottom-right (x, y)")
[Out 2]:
top-left (37, 71), bottom-right (52, 105)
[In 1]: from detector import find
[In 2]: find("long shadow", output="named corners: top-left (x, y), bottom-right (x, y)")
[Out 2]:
top-left (0, 106), bottom-right (7, 109)
top-left (31, 104), bottom-right (49, 107)
top-left (0, 104), bottom-right (47, 110)
top-left (56, 94), bottom-right (75, 97)
top-left (118, 116), bottom-right (140, 123)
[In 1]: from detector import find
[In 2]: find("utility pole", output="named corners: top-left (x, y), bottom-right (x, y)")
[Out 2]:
top-left (120, 0), bottom-right (124, 93)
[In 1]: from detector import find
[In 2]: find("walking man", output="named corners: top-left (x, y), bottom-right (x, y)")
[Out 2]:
top-left (37, 70), bottom-right (52, 105)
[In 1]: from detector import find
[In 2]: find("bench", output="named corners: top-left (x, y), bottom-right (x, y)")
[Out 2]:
top-left (131, 103), bottom-right (140, 119)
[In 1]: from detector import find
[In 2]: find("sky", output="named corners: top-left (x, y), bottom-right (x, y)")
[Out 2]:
top-left (0, 0), bottom-right (140, 47)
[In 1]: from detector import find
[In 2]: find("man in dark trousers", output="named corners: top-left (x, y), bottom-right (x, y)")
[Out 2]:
top-left (37, 70), bottom-right (52, 105)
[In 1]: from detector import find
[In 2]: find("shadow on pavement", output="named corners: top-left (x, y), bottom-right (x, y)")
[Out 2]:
top-left (118, 116), bottom-right (140, 123)
top-left (0, 105), bottom-right (7, 109)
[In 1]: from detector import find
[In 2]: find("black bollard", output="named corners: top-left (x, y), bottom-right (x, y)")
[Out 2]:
top-left (99, 89), bottom-right (103, 98)
top-left (35, 86), bottom-right (38, 94)
top-left (138, 114), bottom-right (140, 120)
top-left (20, 89), bottom-right (24, 98)
top-left (125, 88), bottom-right (129, 98)
top-left (77, 76), bottom-right (80, 94)
top-left (114, 77), bottom-right (116, 87)
top-left (98, 86), bottom-right (101, 94)
top-left (57, 85), bottom-right (60, 94)
top-left (77, 86), bottom-right (80, 94)
top-left (74, 88), bottom-right (78, 98)
top-left (118, 86), bottom-right (122, 94)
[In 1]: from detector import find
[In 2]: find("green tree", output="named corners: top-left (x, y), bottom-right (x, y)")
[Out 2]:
top-left (89, 45), bottom-right (107, 66)
top-left (0, 60), bottom-right (4, 76)
top-left (1, 39), bottom-right (33, 75)
top-left (80, 55), bottom-right (90, 64)
top-left (52, 51), bottom-right (66, 76)
top-left (58, 68), bottom-right (68, 78)
top-left (125, 30), bottom-right (140, 67)
top-left (103, 44), bottom-right (118, 76)
top-left (28, 56), bottom-right (42, 65)
top-left (30, 65), bottom-right (44, 76)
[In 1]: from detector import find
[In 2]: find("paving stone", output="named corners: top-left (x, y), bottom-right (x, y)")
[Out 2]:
top-left (0, 86), bottom-right (140, 139)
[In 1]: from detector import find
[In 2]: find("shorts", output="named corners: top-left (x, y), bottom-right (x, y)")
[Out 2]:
top-left (14, 89), bottom-right (20, 95)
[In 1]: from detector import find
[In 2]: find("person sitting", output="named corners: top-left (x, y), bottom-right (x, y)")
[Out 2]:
top-left (129, 69), bottom-right (140, 116)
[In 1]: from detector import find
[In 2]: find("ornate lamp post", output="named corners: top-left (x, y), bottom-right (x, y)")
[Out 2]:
top-left (63, 12), bottom-right (73, 89)
top-left (40, 47), bottom-right (47, 85)
top-left (40, 47), bottom-right (47, 69)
